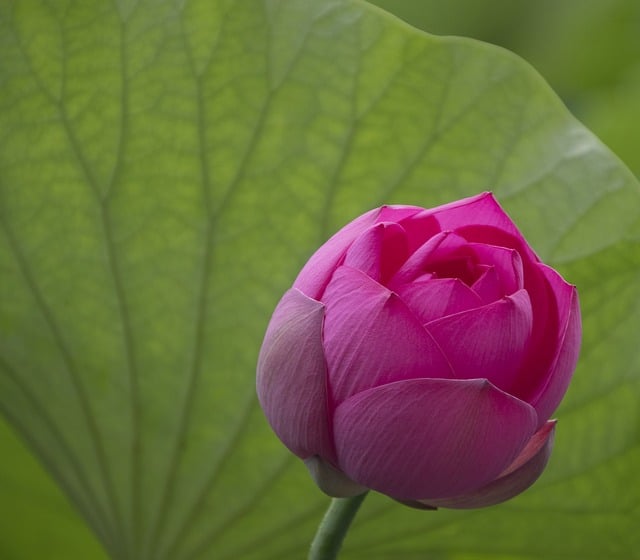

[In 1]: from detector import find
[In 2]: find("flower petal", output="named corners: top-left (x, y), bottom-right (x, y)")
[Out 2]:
top-left (425, 289), bottom-right (533, 393)
top-left (333, 378), bottom-right (537, 500)
top-left (323, 266), bottom-right (454, 405)
top-left (427, 192), bottom-right (505, 225)
top-left (527, 265), bottom-right (581, 423)
top-left (343, 222), bottom-right (408, 285)
top-left (293, 206), bottom-right (424, 299)
top-left (468, 243), bottom-right (524, 295)
top-left (472, 265), bottom-right (503, 303)
top-left (377, 204), bottom-right (425, 223)
top-left (431, 192), bottom-right (539, 263)
top-left (304, 456), bottom-right (368, 498)
top-left (420, 420), bottom-right (556, 509)
top-left (391, 209), bottom-right (442, 253)
top-left (293, 207), bottom-right (381, 300)
top-left (397, 278), bottom-right (484, 323)
top-left (388, 231), bottom-right (467, 289)
top-left (502, 260), bottom-right (559, 405)
top-left (256, 289), bottom-right (333, 461)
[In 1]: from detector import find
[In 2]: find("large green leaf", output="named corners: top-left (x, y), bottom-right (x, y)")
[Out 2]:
top-left (1, 1), bottom-right (639, 558)
top-left (368, 0), bottom-right (640, 179)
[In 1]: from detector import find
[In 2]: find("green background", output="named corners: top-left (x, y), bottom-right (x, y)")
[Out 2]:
top-left (1, 1), bottom-right (639, 558)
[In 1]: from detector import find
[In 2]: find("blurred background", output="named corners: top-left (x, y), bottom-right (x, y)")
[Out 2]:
top-left (369, 0), bottom-right (640, 179)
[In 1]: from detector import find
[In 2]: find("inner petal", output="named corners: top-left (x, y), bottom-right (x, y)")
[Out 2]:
top-left (425, 254), bottom-right (479, 286)
top-left (397, 278), bottom-right (484, 323)
top-left (394, 210), bottom-right (442, 253)
top-left (472, 265), bottom-right (503, 303)
top-left (467, 242), bottom-right (524, 295)
top-left (425, 289), bottom-right (534, 393)
top-left (343, 222), bottom-right (408, 285)
top-left (389, 231), bottom-right (468, 290)
top-left (323, 266), bottom-right (455, 406)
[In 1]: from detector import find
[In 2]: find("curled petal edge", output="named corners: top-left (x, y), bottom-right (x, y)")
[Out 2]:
top-left (333, 378), bottom-right (537, 501)
top-left (403, 420), bottom-right (556, 510)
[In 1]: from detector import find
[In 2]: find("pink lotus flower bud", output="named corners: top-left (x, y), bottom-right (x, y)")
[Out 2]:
top-left (257, 193), bottom-right (581, 509)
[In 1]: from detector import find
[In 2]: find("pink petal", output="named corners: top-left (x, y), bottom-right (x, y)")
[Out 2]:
top-left (472, 265), bottom-right (503, 303)
top-left (333, 378), bottom-right (537, 500)
top-left (293, 207), bottom-right (381, 300)
top-left (377, 205), bottom-right (425, 223)
top-left (504, 261), bottom-right (558, 403)
top-left (392, 210), bottom-right (442, 253)
top-left (388, 231), bottom-right (467, 290)
top-left (526, 265), bottom-right (581, 423)
top-left (468, 243), bottom-right (524, 295)
top-left (426, 192), bottom-right (505, 225)
top-left (421, 420), bottom-right (556, 509)
top-left (256, 289), bottom-right (334, 461)
top-left (343, 222), bottom-right (408, 285)
top-left (396, 278), bottom-right (484, 323)
top-left (304, 456), bottom-right (368, 498)
top-left (425, 289), bottom-right (533, 393)
top-left (323, 266), bottom-right (454, 405)
top-left (431, 192), bottom-right (539, 263)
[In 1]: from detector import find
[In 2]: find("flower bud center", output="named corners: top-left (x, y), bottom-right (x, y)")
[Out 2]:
top-left (425, 255), bottom-right (479, 287)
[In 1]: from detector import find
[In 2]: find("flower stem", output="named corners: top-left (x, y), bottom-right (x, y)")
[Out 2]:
top-left (309, 492), bottom-right (369, 560)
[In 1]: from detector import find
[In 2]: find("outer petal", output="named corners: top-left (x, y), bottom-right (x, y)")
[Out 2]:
top-left (425, 289), bottom-right (533, 393)
top-left (294, 205), bottom-right (423, 300)
top-left (396, 278), bottom-right (483, 323)
top-left (507, 261), bottom-right (561, 404)
top-left (431, 192), bottom-right (539, 263)
top-left (293, 208), bottom-right (380, 300)
top-left (343, 222), bottom-right (408, 285)
top-left (256, 289), bottom-right (334, 461)
top-left (333, 378), bottom-right (537, 500)
top-left (419, 420), bottom-right (556, 509)
top-left (376, 204), bottom-right (425, 223)
top-left (323, 266), bottom-right (454, 405)
top-left (527, 265), bottom-right (581, 423)
top-left (304, 456), bottom-right (368, 498)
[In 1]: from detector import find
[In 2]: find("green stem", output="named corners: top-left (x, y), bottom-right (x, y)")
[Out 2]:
top-left (309, 492), bottom-right (369, 560)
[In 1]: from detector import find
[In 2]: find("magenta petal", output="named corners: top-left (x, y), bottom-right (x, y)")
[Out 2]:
top-left (426, 290), bottom-right (533, 392)
top-left (425, 192), bottom-right (498, 222)
top-left (256, 289), bottom-right (333, 461)
top-left (397, 278), bottom-right (483, 323)
top-left (323, 266), bottom-right (454, 405)
top-left (431, 192), bottom-right (539, 262)
top-left (428, 192), bottom-right (508, 229)
top-left (393, 210), bottom-right (442, 253)
top-left (377, 204), bottom-right (424, 222)
top-left (421, 420), bottom-right (556, 509)
top-left (293, 207), bottom-right (381, 300)
top-left (388, 231), bottom-right (467, 289)
top-left (343, 222), bottom-right (408, 284)
top-left (468, 243), bottom-right (524, 295)
top-left (528, 265), bottom-right (581, 423)
top-left (472, 265), bottom-right (503, 303)
top-left (333, 378), bottom-right (537, 500)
